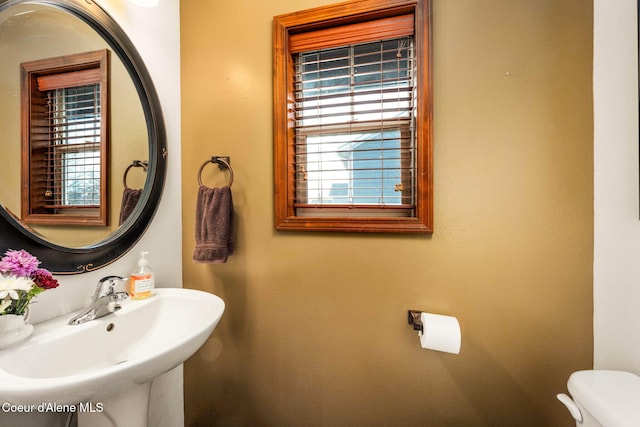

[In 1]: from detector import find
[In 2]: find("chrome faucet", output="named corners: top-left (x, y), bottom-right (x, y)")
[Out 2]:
top-left (68, 276), bottom-right (129, 325)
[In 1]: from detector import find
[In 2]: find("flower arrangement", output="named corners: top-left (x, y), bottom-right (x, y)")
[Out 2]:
top-left (0, 249), bottom-right (59, 316)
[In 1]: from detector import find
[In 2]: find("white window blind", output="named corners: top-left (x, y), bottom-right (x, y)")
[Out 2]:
top-left (37, 83), bottom-right (102, 209)
top-left (293, 36), bottom-right (416, 214)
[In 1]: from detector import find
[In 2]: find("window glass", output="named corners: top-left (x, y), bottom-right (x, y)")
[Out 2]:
top-left (49, 84), bottom-right (101, 207)
top-left (294, 38), bottom-right (414, 211)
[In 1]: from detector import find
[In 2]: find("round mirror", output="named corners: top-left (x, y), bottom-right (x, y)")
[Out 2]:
top-left (0, 0), bottom-right (167, 274)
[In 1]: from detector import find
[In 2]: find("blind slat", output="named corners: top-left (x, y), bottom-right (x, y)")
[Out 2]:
top-left (295, 140), bottom-right (413, 151)
top-left (296, 56), bottom-right (412, 76)
top-left (295, 85), bottom-right (412, 100)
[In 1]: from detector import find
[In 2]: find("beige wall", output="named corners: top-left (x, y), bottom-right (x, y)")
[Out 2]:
top-left (181, 0), bottom-right (593, 426)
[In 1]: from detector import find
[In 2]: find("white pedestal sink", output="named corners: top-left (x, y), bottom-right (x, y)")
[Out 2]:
top-left (0, 288), bottom-right (225, 426)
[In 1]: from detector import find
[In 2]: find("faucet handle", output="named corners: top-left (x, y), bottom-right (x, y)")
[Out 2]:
top-left (99, 275), bottom-right (126, 284)
top-left (94, 275), bottom-right (127, 301)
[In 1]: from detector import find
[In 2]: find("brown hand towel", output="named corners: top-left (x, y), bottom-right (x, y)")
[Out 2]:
top-left (119, 188), bottom-right (142, 225)
top-left (193, 185), bottom-right (235, 263)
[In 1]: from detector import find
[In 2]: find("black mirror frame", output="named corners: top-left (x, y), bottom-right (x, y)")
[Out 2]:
top-left (0, 0), bottom-right (167, 274)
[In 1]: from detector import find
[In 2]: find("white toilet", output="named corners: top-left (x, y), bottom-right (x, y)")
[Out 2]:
top-left (557, 370), bottom-right (640, 427)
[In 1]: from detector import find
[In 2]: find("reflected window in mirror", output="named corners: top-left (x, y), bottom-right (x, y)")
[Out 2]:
top-left (20, 49), bottom-right (110, 226)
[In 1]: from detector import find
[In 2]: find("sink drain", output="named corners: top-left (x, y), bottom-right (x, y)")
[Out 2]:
top-left (106, 323), bottom-right (115, 332)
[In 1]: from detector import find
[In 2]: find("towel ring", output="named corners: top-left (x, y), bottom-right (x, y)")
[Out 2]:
top-left (197, 156), bottom-right (234, 188)
top-left (123, 160), bottom-right (148, 189)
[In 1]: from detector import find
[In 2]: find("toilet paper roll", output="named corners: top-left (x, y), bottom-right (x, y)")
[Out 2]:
top-left (419, 312), bottom-right (461, 354)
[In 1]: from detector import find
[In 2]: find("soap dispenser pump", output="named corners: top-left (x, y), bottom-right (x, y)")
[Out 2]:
top-left (129, 251), bottom-right (154, 300)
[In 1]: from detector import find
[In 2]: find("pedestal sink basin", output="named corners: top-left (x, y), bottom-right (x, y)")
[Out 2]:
top-left (0, 288), bottom-right (225, 406)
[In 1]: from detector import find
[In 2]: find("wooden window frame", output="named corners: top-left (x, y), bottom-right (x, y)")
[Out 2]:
top-left (20, 49), bottom-right (109, 226)
top-left (273, 0), bottom-right (433, 233)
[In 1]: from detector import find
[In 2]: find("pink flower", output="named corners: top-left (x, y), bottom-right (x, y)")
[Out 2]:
top-left (0, 249), bottom-right (40, 277)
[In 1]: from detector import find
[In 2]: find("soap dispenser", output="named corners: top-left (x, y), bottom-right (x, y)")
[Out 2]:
top-left (129, 251), bottom-right (154, 300)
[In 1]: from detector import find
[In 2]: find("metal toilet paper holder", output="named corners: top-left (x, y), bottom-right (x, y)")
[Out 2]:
top-left (407, 310), bottom-right (424, 334)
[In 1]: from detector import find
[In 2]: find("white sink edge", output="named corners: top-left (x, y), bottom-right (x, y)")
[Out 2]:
top-left (0, 287), bottom-right (225, 404)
